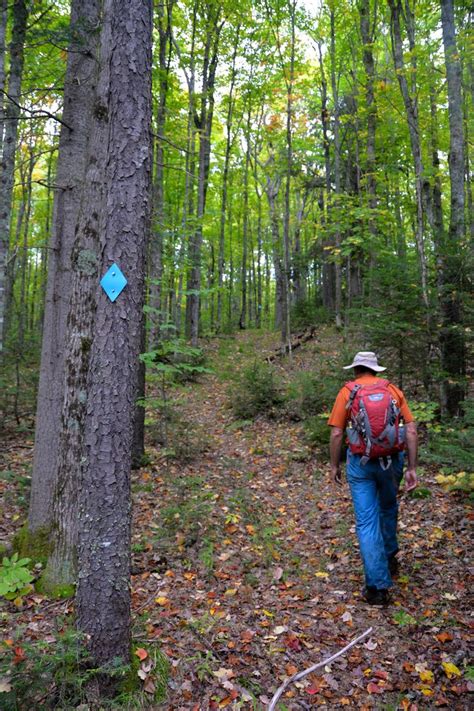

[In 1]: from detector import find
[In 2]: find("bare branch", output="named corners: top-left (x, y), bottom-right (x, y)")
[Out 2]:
top-left (0, 89), bottom-right (72, 130)
top-left (268, 627), bottom-right (373, 711)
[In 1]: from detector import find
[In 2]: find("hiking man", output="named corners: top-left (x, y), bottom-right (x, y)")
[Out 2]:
top-left (328, 352), bottom-right (418, 605)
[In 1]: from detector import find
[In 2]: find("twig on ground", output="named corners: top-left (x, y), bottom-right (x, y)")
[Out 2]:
top-left (267, 626), bottom-right (373, 711)
top-left (132, 586), bottom-right (163, 614)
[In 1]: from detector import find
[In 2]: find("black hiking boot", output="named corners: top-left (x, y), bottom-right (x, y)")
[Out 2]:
top-left (363, 586), bottom-right (390, 606)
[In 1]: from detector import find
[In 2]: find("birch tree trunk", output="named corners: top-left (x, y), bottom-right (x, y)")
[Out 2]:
top-left (28, 0), bottom-right (101, 543)
top-left (76, 0), bottom-right (152, 671)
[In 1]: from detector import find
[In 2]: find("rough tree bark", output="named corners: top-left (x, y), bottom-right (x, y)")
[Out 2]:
top-left (42, 6), bottom-right (110, 593)
top-left (28, 0), bottom-right (101, 549)
top-left (76, 0), bottom-right (152, 671)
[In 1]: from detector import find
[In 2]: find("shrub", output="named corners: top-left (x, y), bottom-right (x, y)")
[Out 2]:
top-left (229, 361), bottom-right (283, 419)
top-left (291, 299), bottom-right (331, 330)
top-left (304, 414), bottom-right (330, 451)
top-left (163, 414), bottom-right (211, 462)
top-left (422, 399), bottom-right (474, 475)
top-left (285, 370), bottom-right (339, 420)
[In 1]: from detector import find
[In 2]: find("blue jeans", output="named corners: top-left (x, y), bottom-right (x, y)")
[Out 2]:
top-left (346, 451), bottom-right (404, 590)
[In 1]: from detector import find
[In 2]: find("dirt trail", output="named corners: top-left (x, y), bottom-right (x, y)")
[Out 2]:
top-left (130, 332), bottom-right (472, 708)
top-left (1, 331), bottom-right (472, 709)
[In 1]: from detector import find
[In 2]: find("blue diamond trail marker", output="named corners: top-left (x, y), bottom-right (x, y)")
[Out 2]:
top-left (100, 263), bottom-right (127, 302)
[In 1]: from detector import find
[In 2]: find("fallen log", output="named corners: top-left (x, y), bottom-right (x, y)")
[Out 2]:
top-left (267, 326), bottom-right (317, 362)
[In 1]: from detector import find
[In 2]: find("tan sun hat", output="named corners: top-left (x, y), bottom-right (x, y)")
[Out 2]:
top-left (343, 351), bottom-right (386, 372)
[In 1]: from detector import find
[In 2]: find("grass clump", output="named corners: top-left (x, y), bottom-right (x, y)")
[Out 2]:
top-left (228, 361), bottom-right (283, 419)
top-left (0, 627), bottom-right (170, 709)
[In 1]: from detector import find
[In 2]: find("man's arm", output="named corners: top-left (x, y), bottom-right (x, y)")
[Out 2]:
top-left (330, 426), bottom-right (344, 484)
top-left (404, 421), bottom-right (418, 491)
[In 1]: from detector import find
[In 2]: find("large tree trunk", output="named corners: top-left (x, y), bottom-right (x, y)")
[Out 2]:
top-left (0, 0), bottom-right (28, 352)
top-left (76, 0), bottom-right (152, 671)
top-left (439, 0), bottom-right (466, 415)
top-left (40, 1), bottom-right (108, 592)
top-left (28, 0), bottom-right (101, 545)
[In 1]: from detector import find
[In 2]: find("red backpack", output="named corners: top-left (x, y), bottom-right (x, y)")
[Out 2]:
top-left (345, 379), bottom-right (405, 465)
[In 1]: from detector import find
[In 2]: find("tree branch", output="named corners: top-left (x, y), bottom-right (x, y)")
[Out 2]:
top-left (0, 89), bottom-right (72, 130)
top-left (268, 627), bottom-right (373, 710)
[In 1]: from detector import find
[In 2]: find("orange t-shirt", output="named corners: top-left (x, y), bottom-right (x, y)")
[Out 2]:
top-left (327, 374), bottom-right (414, 429)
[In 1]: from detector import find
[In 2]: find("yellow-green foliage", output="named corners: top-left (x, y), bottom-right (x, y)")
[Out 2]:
top-left (435, 471), bottom-right (474, 493)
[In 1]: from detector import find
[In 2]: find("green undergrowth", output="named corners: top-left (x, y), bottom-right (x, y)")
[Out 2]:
top-left (228, 360), bottom-right (284, 419)
top-left (151, 473), bottom-right (218, 572)
top-left (222, 330), bottom-right (474, 478)
top-left (140, 336), bottom-right (212, 461)
top-left (0, 625), bottom-right (170, 709)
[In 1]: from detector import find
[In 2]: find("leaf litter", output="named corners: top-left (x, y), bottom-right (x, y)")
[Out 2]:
top-left (0, 330), bottom-right (472, 709)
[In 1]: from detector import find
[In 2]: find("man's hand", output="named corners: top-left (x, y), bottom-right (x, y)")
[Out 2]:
top-left (403, 468), bottom-right (417, 492)
top-left (329, 426), bottom-right (344, 485)
top-left (331, 464), bottom-right (343, 485)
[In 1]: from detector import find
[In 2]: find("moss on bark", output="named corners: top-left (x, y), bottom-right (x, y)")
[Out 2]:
top-left (12, 523), bottom-right (53, 564)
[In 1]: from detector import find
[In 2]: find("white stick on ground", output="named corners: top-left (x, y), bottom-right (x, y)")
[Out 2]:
top-left (268, 626), bottom-right (373, 711)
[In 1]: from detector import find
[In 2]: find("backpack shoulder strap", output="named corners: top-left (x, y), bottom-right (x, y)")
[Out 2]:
top-left (345, 380), bottom-right (362, 411)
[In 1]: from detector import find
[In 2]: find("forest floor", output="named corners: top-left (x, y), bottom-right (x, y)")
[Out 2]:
top-left (0, 328), bottom-right (473, 710)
